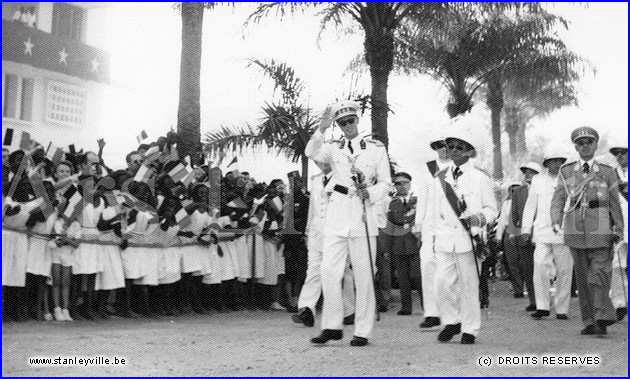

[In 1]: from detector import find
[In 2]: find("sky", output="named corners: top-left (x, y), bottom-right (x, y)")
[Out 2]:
top-left (99, 2), bottom-right (628, 183)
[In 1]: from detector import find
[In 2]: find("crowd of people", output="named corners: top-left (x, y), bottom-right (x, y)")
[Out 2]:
top-left (1, 104), bottom-right (627, 348)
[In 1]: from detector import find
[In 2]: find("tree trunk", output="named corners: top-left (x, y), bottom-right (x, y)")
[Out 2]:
top-left (363, 11), bottom-right (394, 150)
top-left (516, 124), bottom-right (527, 157)
top-left (487, 76), bottom-right (504, 180)
top-left (177, 2), bottom-right (204, 160)
top-left (504, 106), bottom-right (519, 159)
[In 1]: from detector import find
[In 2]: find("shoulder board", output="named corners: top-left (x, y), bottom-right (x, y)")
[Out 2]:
top-left (595, 161), bottom-right (612, 169)
top-left (365, 139), bottom-right (384, 147)
top-left (474, 166), bottom-right (491, 178)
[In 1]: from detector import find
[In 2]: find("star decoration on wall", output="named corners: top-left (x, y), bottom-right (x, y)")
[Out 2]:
top-left (59, 47), bottom-right (68, 65)
top-left (91, 58), bottom-right (100, 73)
top-left (24, 37), bottom-right (34, 56)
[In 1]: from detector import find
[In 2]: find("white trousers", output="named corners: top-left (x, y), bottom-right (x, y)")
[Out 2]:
top-left (321, 235), bottom-right (376, 338)
top-left (611, 242), bottom-right (628, 309)
top-left (420, 240), bottom-right (439, 318)
top-left (435, 250), bottom-right (480, 336)
top-left (533, 243), bottom-right (573, 314)
top-left (298, 231), bottom-right (355, 316)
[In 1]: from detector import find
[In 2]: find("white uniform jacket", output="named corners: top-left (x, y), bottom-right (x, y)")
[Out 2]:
top-left (425, 161), bottom-right (498, 253)
top-left (305, 130), bottom-right (392, 237)
top-left (521, 173), bottom-right (564, 244)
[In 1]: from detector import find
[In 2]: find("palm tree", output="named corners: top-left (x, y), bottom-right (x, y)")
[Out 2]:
top-left (203, 59), bottom-right (319, 182)
top-left (396, 8), bottom-right (587, 179)
top-left (502, 73), bottom-right (580, 159)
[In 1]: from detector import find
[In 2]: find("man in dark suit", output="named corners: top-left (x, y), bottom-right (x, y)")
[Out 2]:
top-left (550, 126), bottom-right (624, 336)
top-left (503, 162), bottom-right (541, 311)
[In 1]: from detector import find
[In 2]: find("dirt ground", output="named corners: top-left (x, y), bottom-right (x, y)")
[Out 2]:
top-left (2, 281), bottom-right (627, 377)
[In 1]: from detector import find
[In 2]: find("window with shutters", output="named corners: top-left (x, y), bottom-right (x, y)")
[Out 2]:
top-left (51, 3), bottom-right (85, 41)
top-left (46, 81), bottom-right (86, 126)
top-left (2, 73), bottom-right (34, 122)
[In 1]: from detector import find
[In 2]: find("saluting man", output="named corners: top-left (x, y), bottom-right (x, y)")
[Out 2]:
top-left (305, 100), bottom-right (392, 347)
top-left (425, 124), bottom-right (498, 345)
top-left (550, 126), bottom-right (624, 336)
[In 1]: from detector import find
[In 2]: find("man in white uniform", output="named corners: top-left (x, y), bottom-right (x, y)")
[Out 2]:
top-left (609, 142), bottom-right (628, 321)
top-left (414, 136), bottom-right (451, 328)
top-left (425, 126), bottom-right (498, 345)
top-left (520, 149), bottom-right (573, 320)
top-left (291, 161), bottom-right (356, 327)
top-left (306, 100), bottom-right (391, 347)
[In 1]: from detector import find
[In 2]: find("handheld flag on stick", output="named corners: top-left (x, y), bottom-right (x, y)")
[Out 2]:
top-left (3, 128), bottom-right (14, 146)
top-left (46, 143), bottom-right (64, 166)
top-left (134, 164), bottom-right (152, 183)
top-left (168, 163), bottom-right (190, 184)
top-left (136, 130), bottom-right (148, 144)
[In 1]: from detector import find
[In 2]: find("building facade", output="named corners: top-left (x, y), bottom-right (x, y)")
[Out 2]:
top-left (2, 2), bottom-right (109, 152)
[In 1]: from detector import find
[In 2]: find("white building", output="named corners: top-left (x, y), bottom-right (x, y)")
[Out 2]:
top-left (2, 2), bottom-right (110, 153)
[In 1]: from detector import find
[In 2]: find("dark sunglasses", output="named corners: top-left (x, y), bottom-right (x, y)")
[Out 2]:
top-left (575, 139), bottom-right (595, 147)
top-left (336, 117), bottom-right (356, 127)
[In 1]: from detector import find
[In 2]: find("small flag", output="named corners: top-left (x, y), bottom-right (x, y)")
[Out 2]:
top-left (68, 144), bottom-right (76, 155)
top-left (160, 145), bottom-right (179, 164)
top-left (134, 164), bottom-right (152, 183)
top-left (227, 197), bottom-right (248, 209)
top-left (168, 163), bottom-right (190, 183)
top-left (136, 130), bottom-right (148, 143)
top-left (269, 196), bottom-right (283, 213)
top-left (181, 169), bottom-right (195, 186)
top-left (63, 185), bottom-right (83, 220)
top-left (19, 131), bottom-right (31, 150)
top-left (46, 143), bottom-right (64, 166)
top-left (3, 128), bottom-right (14, 146)
top-left (144, 145), bottom-right (161, 164)
top-left (174, 207), bottom-right (192, 228)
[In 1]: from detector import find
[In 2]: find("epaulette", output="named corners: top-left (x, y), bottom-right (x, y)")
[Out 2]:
top-left (365, 139), bottom-right (384, 148)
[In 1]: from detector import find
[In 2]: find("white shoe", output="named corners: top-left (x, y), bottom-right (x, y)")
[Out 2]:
top-left (270, 302), bottom-right (286, 311)
top-left (61, 309), bottom-right (73, 321)
top-left (54, 307), bottom-right (64, 321)
top-left (43, 313), bottom-right (54, 321)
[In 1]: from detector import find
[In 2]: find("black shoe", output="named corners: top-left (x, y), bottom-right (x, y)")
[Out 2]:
top-left (580, 325), bottom-right (601, 335)
top-left (437, 323), bottom-right (461, 342)
top-left (531, 310), bottom-right (550, 319)
top-left (292, 308), bottom-right (315, 327)
top-left (461, 333), bottom-right (475, 344)
top-left (350, 336), bottom-right (368, 347)
top-left (570, 291), bottom-right (578, 298)
top-left (480, 301), bottom-right (489, 309)
top-left (343, 314), bottom-right (355, 325)
top-left (397, 310), bottom-right (411, 316)
top-left (378, 305), bottom-right (388, 313)
top-left (597, 319), bottom-right (616, 327)
top-left (311, 329), bottom-right (343, 344)
top-left (556, 314), bottom-right (568, 320)
top-left (514, 293), bottom-right (524, 299)
top-left (525, 304), bottom-right (537, 312)
top-left (617, 307), bottom-right (627, 321)
top-left (420, 317), bottom-right (441, 328)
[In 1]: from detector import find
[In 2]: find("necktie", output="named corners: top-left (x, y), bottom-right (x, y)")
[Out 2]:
top-left (583, 162), bottom-right (590, 175)
top-left (348, 140), bottom-right (354, 154)
top-left (453, 166), bottom-right (462, 180)
top-left (323, 175), bottom-right (330, 187)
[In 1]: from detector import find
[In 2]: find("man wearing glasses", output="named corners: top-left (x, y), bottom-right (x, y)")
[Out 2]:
top-left (305, 100), bottom-right (392, 347)
top-left (608, 141), bottom-right (628, 321)
top-left (550, 126), bottom-right (624, 336)
top-left (414, 136), bottom-right (451, 329)
top-left (425, 125), bottom-right (498, 345)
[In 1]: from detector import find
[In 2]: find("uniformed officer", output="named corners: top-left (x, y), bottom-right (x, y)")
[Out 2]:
top-left (305, 100), bottom-right (392, 347)
top-left (521, 149), bottom-right (573, 320)
top-left (425, 123), bottom-right (498, 345)
top-left (608, 140), bottom-right (628, 321)
top-left (550, 126), bottom-right (624, 335)
top-left (291, 160), bottom-right (356, 327)
top-left (414, 136), bottom-right (451, 328)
